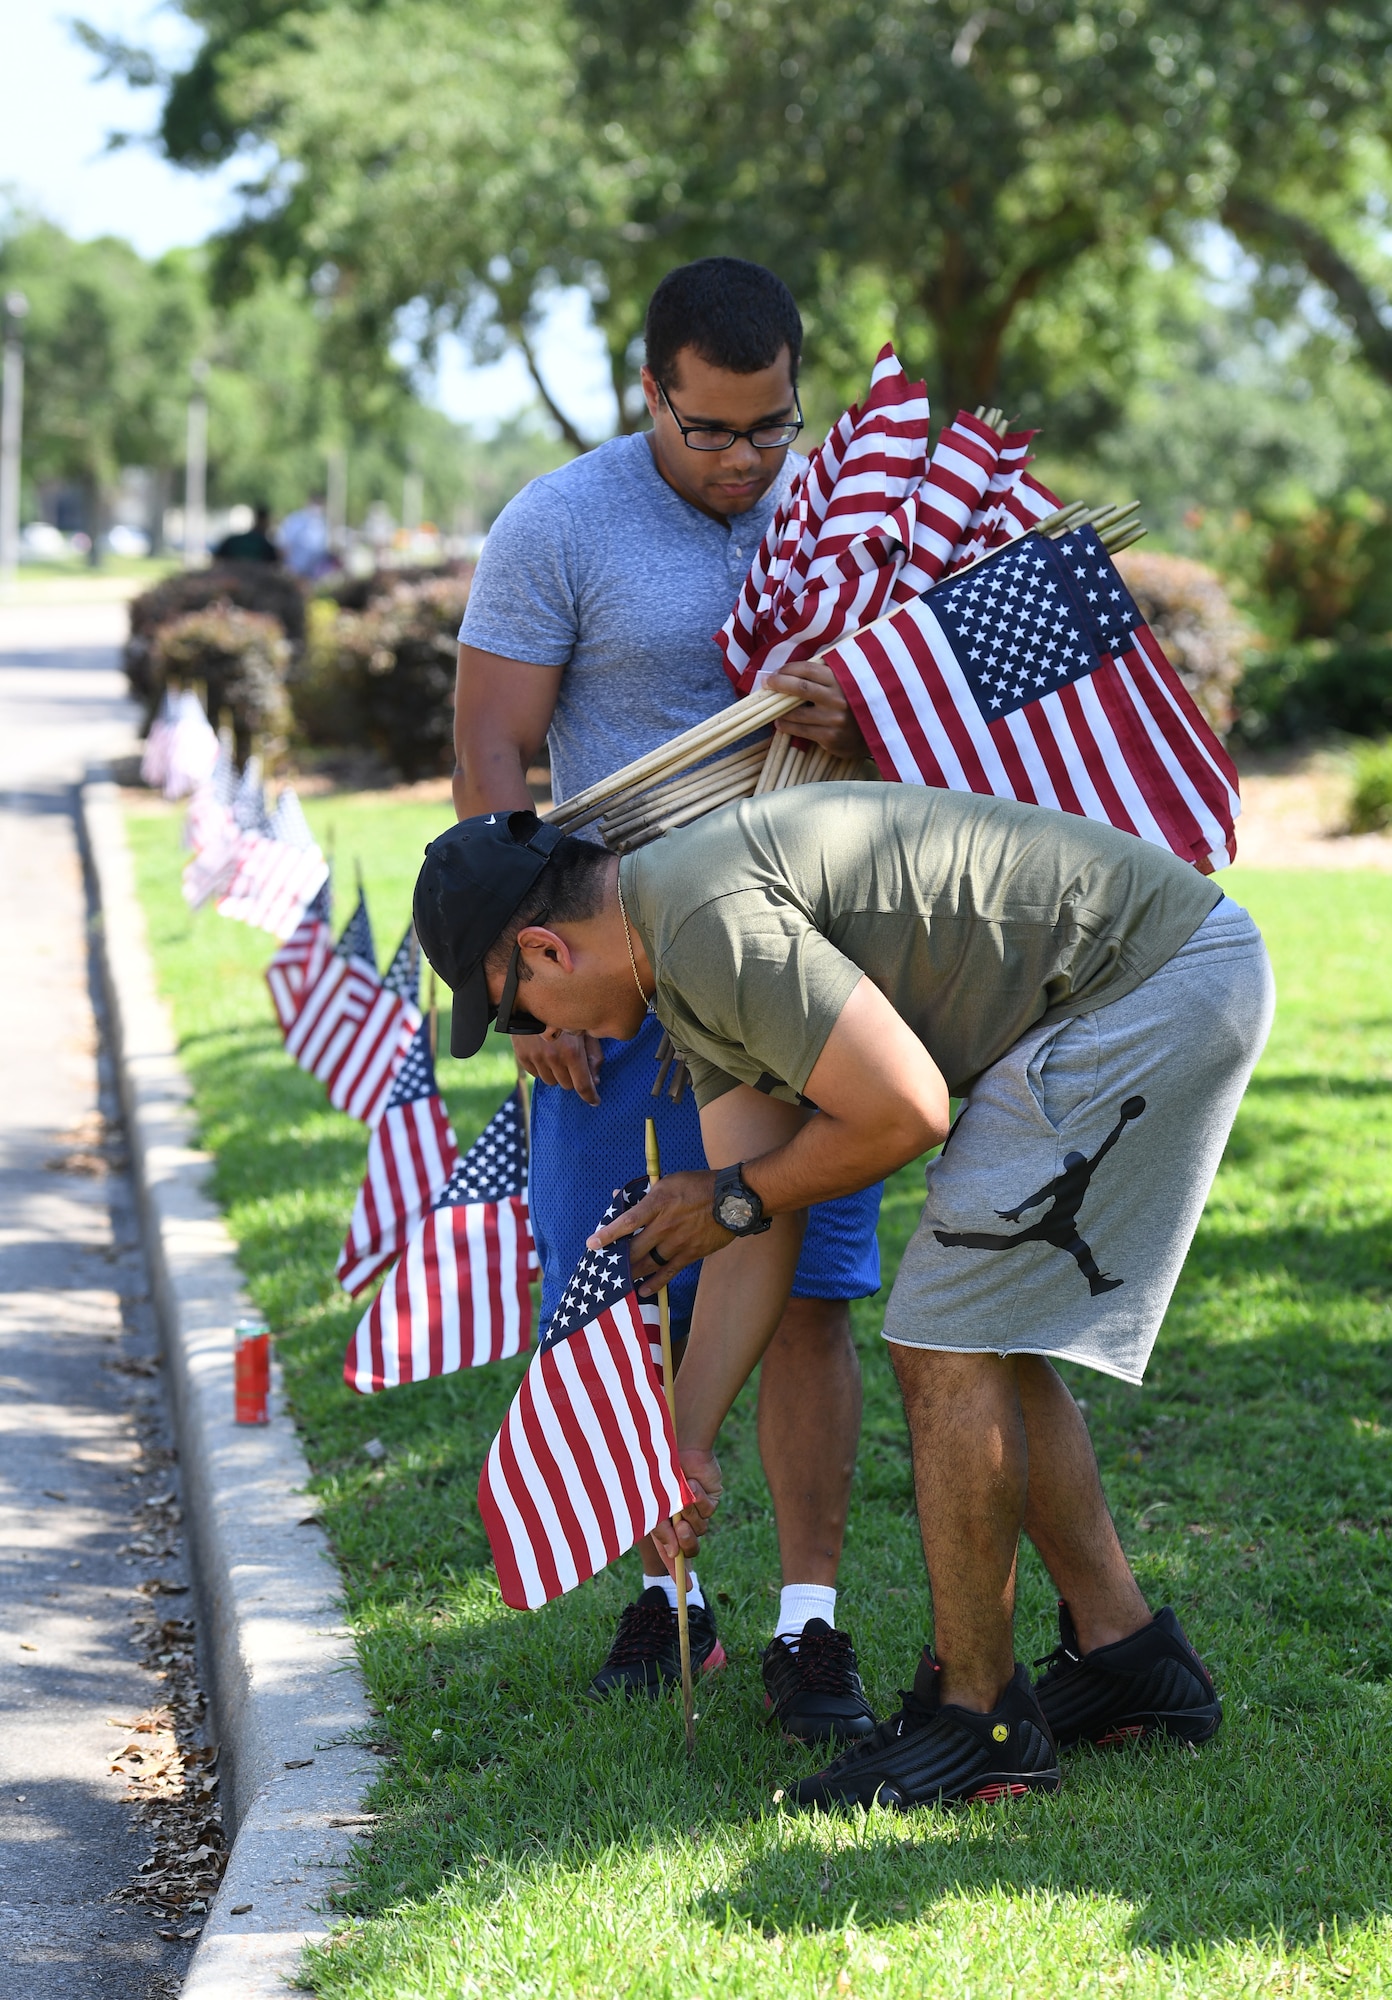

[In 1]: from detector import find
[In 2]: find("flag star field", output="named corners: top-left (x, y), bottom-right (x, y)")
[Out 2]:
top-left (932, 525), bottom-right (1142, 721)
top-left (442, 1092), bottom-right (528, 1206)
top-left (544, 1182), bottom-right (643, 1347)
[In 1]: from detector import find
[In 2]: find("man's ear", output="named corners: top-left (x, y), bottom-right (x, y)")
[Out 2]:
top-left (639, 363), bottom-right (661, 423)
top-left (518, 924), bottom-right (574, 972)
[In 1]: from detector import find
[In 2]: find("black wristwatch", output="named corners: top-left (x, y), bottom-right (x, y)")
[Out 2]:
top-left (712, 1163), bottom-right (771, 1237)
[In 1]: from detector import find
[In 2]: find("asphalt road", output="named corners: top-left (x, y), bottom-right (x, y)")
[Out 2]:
top-left (0, 597), bottom-right (195, 1998)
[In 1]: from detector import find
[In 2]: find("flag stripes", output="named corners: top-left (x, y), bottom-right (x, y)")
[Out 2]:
top-left (265, 890), bottom-right (333, 1035)
top-left (336, 1019), bottom-right (459, 1294)
top-left (478, 1293), bottom-right (688, 1611)
top-left (344, 1192), bottom-right (532, 1392)
top-left (217, 831), bottom-right (330, 939)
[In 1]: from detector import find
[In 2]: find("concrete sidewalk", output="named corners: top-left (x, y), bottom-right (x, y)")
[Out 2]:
top-left (0, 597), bottom-right (194, 1995)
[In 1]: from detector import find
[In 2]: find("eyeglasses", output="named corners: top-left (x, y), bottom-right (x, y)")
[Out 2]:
top-left (493, 909), bottom-right (549, 1038)
top-left (655, 379), bottom-right (803, 452)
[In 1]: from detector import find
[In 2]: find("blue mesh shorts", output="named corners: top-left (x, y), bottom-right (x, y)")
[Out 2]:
top-left (529, 1013), bottom-right (883, 1339)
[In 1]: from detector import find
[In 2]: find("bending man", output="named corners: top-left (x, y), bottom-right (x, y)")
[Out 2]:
top-left (414, 784), bottom-right (1274, 1810)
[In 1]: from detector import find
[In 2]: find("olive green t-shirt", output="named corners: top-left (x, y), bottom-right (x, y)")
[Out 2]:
top-left (621, 785), bottom-right (1223, 1108)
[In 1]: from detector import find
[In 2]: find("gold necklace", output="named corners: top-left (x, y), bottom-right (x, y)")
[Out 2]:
top-left (615, 867), bottom-right (650, 1011)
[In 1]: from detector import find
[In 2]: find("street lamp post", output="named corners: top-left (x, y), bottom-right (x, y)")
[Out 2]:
top-left (184, 358), bottom-right (209, 568)
top-left (326, 445), bottom-right (347, 558)
top-left (0, 290), bottom-right (29, 591)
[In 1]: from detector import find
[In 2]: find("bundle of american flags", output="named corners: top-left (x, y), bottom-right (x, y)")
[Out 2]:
top-left (716, 343), bottom-right (1238, 870)
top-left (477, 1179), bottom-right (691, 1611)
top-left (718, 345), bottom-right (1059, 697)
top-left (342, 1083), bottom-right (534, 1393)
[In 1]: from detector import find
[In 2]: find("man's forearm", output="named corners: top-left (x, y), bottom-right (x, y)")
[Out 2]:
top-left (453, 743), bottom-right (534, 820)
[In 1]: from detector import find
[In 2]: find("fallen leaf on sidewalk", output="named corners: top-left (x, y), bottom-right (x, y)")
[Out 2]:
top-left (18, 1642), bottom-right (36, 1652)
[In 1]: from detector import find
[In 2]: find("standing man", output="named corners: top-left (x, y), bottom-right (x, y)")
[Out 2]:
top-left (413, 784), bottom-right (1275, 1806)
top-left (453, 258), bottom-right (883, 1743)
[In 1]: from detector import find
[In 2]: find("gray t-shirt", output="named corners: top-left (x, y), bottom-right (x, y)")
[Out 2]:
top-left (458, 433), bottom-right (799, 805)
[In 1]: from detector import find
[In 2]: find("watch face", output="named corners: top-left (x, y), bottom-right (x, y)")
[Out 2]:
top-left (718, 1192), bottom-right (757, 1231)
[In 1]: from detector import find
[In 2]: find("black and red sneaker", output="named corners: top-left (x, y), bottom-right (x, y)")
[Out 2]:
top-left (788, 1652), bottom-right (1059, 1812)
top-left (761, 1619), bottom-right (877, 1746)
top-left (588, 1586), bottom-right (727, 1698)
top-left (1033, 1603), bottom-right (1222, 1749)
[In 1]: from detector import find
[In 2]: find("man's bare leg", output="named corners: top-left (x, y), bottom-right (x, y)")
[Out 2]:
top-left (1015, 1355), bottom-right (1151, 1652)
top-left (890, 1347), bottom-right (1153, 1711)
top-left (890, 1345), bottom-right (1026, 1713)
top-left (757, 1296), bottom-right (862, 1587)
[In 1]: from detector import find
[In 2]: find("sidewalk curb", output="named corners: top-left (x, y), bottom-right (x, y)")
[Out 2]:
top-left (81, 777), bottom-right (374, 1998)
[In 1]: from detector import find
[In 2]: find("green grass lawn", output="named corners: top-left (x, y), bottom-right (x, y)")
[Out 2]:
top-left (126, 794), bottom-right (1392, 1999)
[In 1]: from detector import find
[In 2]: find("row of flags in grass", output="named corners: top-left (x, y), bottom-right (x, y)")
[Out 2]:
top-left (143, 691), bottom-right (332, 937)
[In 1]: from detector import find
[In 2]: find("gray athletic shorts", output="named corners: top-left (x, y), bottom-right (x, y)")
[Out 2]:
top-left (882, 898), bottom-right (1275, 1385)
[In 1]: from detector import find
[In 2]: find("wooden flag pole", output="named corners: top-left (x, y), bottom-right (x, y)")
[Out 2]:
top-left (427, 969), bottom-right (438, 1061)
top-left (644, 1116), bottom-right (695, 1756)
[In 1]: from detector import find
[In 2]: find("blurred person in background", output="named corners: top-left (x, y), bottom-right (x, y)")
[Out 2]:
top-left (214, 503), bottom-right (280, 564)
top-left (278, 493), bottom-right (333, 579)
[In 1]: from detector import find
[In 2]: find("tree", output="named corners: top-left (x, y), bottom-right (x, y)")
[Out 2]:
top-left (0, 215), bottom-right (207, 543)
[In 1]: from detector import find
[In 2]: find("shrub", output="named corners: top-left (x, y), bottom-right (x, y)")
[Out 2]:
top-left (1114, 550), bottom-right (1248, 734)
top-left (1348, 738), bottom-right (1392, 835)
top-left (1232, 640), bottom-right (1392, 747)
top-left (152, 605), bottom-right (292, 763)
top-left (291, 570), bottom-right (473, 780)
top-left (125, 563), bottom-right (306, 720)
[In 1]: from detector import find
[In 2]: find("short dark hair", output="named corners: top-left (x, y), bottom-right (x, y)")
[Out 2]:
top-left (645, 257), bottom-right (802, 390)
top-left (483, 837), bottom-right (612, 977)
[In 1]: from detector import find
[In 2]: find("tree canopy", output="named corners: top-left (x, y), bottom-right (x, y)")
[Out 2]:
top-left (85, 0), bottom-right (1392, 436)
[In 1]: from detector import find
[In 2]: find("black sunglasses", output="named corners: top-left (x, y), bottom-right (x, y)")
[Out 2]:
top-left (655, 378), bottom-right (804, 452)
top-left (493, 910), bottom-right (549, 1038)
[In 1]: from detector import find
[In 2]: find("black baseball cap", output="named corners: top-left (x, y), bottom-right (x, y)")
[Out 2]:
top-left (413, 810), bottom-right (568, 1059)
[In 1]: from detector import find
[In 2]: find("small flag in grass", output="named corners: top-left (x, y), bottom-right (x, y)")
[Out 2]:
top-left (343, 1087), bottom-right (534, 1393)
top-left (477, 1178), bottom-right (691, 1611)
top-left (266, 879), bottom-right (333, 1035)
top-left (336, 1019), bottom-right (458, 1297)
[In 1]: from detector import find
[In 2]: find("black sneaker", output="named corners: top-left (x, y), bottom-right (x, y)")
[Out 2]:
top-left (762, 1618), bottom-right (877, 1746)
top-left (1033, 1603), bottom-right (1222, 1749)
top-left (588, 1586), bottom-right (727, 1698)
top-left (788, 1653), bottom-right (1060, 1812)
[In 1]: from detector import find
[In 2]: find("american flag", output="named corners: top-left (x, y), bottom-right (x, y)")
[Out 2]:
top-left (215, 831), bottom-right (331, 940)
top-left (285, 892), bottom-right (415, 1126)
top-left (267, 786), bottom-right (316, 851)
top-left (343, 1088), bottom-right (533, 1392)
top-left (336, 1018), bottom-right (459, 1296)
top-left (266, 879), bottom-right (333, 1035)
top-left (284, 895), bottom-right (378, 1083)
top-left (825, 524), bottom-right (1240, 872)
top-left (155, 690), bottom-right (220, 800)
top-left (232, 756), bottom-right (272, 833)
top-left (477, 1178), bottom-right (693, 1612)
top-left (139, 691), bottom-right (176, 791)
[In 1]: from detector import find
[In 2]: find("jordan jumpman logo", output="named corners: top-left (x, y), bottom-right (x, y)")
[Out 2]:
top-left (933, 1096), bottom-right (1147, 1297)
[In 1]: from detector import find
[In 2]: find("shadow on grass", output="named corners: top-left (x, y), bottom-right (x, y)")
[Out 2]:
top-left (301, 1303), bottom-right (1392, 1968)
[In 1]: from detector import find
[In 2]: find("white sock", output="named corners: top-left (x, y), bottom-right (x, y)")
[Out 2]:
top-left (775, 1583), bottom-right (837, 1646)
top-left (642, 1569), bottom-right (705, 1612)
